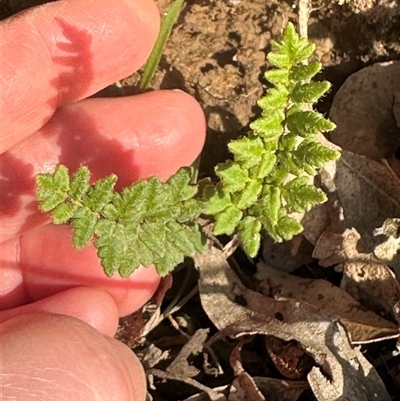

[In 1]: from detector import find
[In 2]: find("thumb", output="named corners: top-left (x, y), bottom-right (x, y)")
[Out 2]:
top-left (0, 313), bottom-right (146, 401)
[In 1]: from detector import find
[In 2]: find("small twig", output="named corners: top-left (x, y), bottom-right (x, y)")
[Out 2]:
top-left (382, 158), bottom-right (400, 186)
top-left (298, 0), bottom-right (311, 39)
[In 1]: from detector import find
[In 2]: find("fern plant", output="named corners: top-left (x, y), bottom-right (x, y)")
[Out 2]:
top-left (36, 23), bottom-right (340, 277)
top-left (203, 22), bottom-right (340, 257)
top-left (36, 166), bottom-right (205, 277)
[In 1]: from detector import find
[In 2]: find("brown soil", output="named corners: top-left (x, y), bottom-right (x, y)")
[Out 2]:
top-left (145, 0), bottom-right (400, 178)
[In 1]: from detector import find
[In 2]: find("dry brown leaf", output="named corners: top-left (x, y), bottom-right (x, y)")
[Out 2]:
top-left (149, 368), bottom-right (226, 401)
top-left (323, 150), bottom-right (400, 250)
top-left (310, 197), bottom-right (347, 266)
top-left (340, 228), bottom-right (400, 323)
top-left (256, 261), bottom-right (399, 344)
top-left (141, 274), bottom-right (173, 337)
top-left (373, 218), bottom-right (400, 278)
top-left (195, 245), bottom-right (391, 401)
top-left (167, 328), bottom-right (209, 377)
top-left (264, 336), bottom-right (313, 379)
top-left (148, 328), bottom-right (223, 401)
top-left (138, 343), bottom-right (170, 370)
top-left (319, 150), bottom-right (400, 288)
top-left (230, 377), bottom-right (308, 401)
top-left (329, 61), bottom-right (400, 161)
top-left (261, 234), bottom-right (314, 274)
top-left (250, 378), bottom-right (308, 401)
top-left (229, 339), bottom-right (266, 401)
top-left (116, 310), bottom-right (145, 348)
top-left (182, 386), bottom-right (229, 401)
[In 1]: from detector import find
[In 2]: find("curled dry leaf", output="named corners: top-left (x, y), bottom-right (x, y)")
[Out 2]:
top-left (257, 261), bottom-right (399, 344)
top-left (322, 150), bottom-right (400, 251)
top-left (264, 336), bottom-right (314, 379)
top-left (149, 328), bottom-right (226, 401)
top-left (316, 62), bottom-right (400, 281)
top-left (340, 228), bottom-right (400, 324)
top-left (229, 339), bottom-right (266, 401)
top-left (141, 274), bottom-right (174, 338)
top-left (319, 149), bottom-right (400, 303)
top-left (167, 328), bottom-right (209, 377)
top-left (329, 61), bottom-right (400, 163)
top-left (373, 218), bottom-right (400, 273)
top-left (229, 338), bottom-right (308, 401)
top-left (252, 378), bottom-right (308, 401)
top-left (195, 245), bottom-right (391, 401)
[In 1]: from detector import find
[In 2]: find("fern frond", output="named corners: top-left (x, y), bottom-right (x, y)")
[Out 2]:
top-left (204, 22), bottom-right (340, 256)
top-left (36, 22), bottom-right (341, 278)
top-left (36, 166), bottom-right (207, 277)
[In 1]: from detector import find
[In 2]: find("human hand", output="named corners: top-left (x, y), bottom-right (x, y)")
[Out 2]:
top-left (0, 0), bottom-right (206, 399)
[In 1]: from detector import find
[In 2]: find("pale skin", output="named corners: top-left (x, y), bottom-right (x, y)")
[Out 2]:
top-left (0, 0), bottom-right (206, 399)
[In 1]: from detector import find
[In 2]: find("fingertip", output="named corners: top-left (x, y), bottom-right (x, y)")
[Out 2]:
top-left (110, 89), bottom-right (207, 182)
top-left (19, 224), bottom-right (161, 317)
top-left (1, 287), bottom-right (120, 336)
top-left (1, 0), bottom-right (161, 152)
top-left (105, 337), bottom-right (147, 401)
top-left (1, 313), bottom-right (147, 401)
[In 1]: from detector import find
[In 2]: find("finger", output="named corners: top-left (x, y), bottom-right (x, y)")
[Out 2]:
top-left (0, 0), bottom-right (160, 152)
top-left (1, 224), bottom-right (161, 316)
top-left (0, 287), bottom-right (120, 336)
top-left (1, 89), bottom-right (206, 242)
top-left (1, 313), bottom-right (146, 401)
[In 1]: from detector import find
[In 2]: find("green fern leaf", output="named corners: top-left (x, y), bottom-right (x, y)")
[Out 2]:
top-left (287, 110), bottom-right (336, 137)
top-left (289, 62), bottom-right (321, 82)
top-left (234, 179), bottom-right (262, 210)
top-left (140, 222), bottom-right (168, 257)
top-left (293, 140), bottom-right (340, 175)
top-left (51, 203), bottom-right (76, 223)
top-left (291, 81), bottom-right (331, 104)
top-left (71, 206), bottom-right (98, 249)
top-left (167, 167), bottom-right (197, 201)
top-left (204, 185), bottom-right (232, 215)
top-left (176, 198), bottom-right (205, 222)
top-left (270, 22), bottom-right (315, 65)
top-left (276, 215), bottom-right (303, 240)
top-left (35, 23), bottom-right (341, 277)
top-left (249, 112), bottom-right (284, 140)
top-left (264, 69), bottom-right (289, 86)
top-left (279, 134), bottom-right (297, 152)
top-left (279, 153), bottom-right (303, 175)
top-left (116, 182), bottom-right (146, 220)
top-left (69, 166), bottom-right (90, 202)
top-left (258, 185), bottom-right (281, 225)
top-left (36, 165), bottom-right (207, 277)
top-left (238, 216), bottom-right (262, 257)
top-left (216, 161), bottom-right (249, 193)
top-left (283, 178), bottom-right (327, 212)
top-left (153, 241), bottom-right (185, 276)
top-left (267, 51), bottom-right (291, 69)
top-left (213, 205), bottom-right (243, 235)
top-left (94, 219), bottom-right (120, 276)
top-left (143, 177), bottom-right (167, 215)
top-left (251, 152), bottom-right (277, 179)
top-left (84, 175), bottom-right (117, 213)
top-left (267, 169), bottom-right (289, 186)
top-left (257, 86), bottom-right (289, 111)
top-left (36, 165), bottom-right (70, 212)
top-left (228, 136), bottom-right (265, 169)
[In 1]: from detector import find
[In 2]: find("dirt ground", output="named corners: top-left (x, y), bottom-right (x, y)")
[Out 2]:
top-left (2, 0), bottom-right (400, 400)
top-left (144, 0), bottom-right (400, 179)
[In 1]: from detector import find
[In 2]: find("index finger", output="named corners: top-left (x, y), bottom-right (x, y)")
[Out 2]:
top-left (0, 0), bottom-right (160, 153)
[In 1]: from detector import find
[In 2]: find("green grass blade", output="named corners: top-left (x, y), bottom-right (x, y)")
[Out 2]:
top-left (139, 0), bottom-right (185, 90)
